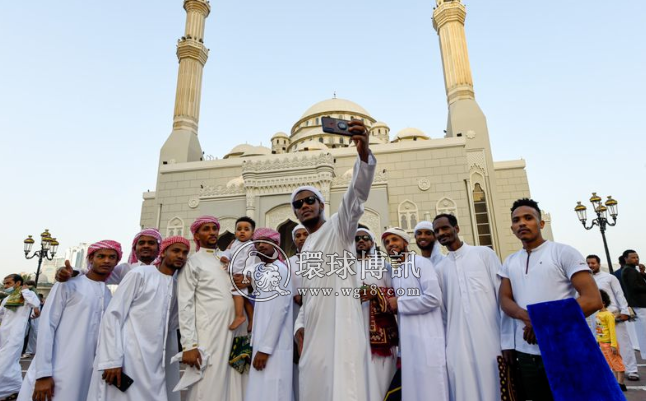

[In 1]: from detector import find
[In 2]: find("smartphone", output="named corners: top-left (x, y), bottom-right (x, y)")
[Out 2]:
top-left (321, 117), bottom-right (355, 136)
top-left (115, 372), bottom-right (134, 392)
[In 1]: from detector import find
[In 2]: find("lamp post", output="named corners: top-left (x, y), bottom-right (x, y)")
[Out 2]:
top-left (23, 229), bottom-right (59, 286)
top-left (574, 193), bottom-right (618, 273)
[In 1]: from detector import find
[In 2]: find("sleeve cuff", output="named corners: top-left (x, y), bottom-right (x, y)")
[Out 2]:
top-left (257, 346), bottom-right (274, 355)
top-left (97, 358), bottom-right (124, 370)
top-left (35, 369), bottom-right (53, 380)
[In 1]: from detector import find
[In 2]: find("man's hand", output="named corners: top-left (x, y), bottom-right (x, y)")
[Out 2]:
top-left (611, 346), bottom-right (618, 355)
top-left (293, 294), bottom-right (303, 306)
top-left (32, 308), bottom-right (40, 319)
top-left (33, 376), bottom-right (55, 401)
top-left (295, 328), bottom-right (305, 357)
top-left (220, 256), bottom-right (230, 265)
top-left (55, 261), bottom-right (75, 283)
top-left (523, 325), bottom-right (537, 345)
top-left (233, 274), bottom-right (251, 291)
top-left (639, 264), bottom-right (645, 274)
top-left (102, 367), bottom-right (122, 387)
top-left (501, 349), bottom-right (516, 366)
top-left (618, 314), bottom-right (630, 322)
top-left (182, 348), bottom-right (202, 369)
top-left (388, 296), bottom-right (398, 312)
top-left (348, 119), bottom-right (370, 163)
top-left (252, 351), bottom-right (270, 371)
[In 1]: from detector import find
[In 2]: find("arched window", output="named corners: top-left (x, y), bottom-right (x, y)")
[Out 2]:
top-left (398, 200), bottom-right (419, 232)
top-left (319, 137), bottom-right (324, 143)
top-left (315, 117), bottom-right (319, 124)
top-left (166, 217), bottom-right (184, 237)
top-left (473, 183), bottom-right (493, 249)
top-left (339, 138), bottom-right (344, 144)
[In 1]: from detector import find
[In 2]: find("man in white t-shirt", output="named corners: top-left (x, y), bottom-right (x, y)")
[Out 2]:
top-left (498, 198), bottom-right (602, 401)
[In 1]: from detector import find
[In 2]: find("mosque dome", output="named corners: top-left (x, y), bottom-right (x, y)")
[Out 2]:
top-left (295, 140), bottom-right (328, 152)
top-left (241, 145), bottom-right (272, 157)
top-left (224, 144), bottom-right (255, 159)
top-left (300, 98), bottom-right (370, 119)
top-left (372, 121), bottom-right (389, 129)
top-left (272, 132), bottom-right (289, 139)
top-left (394, 127), bottom-right (429, 142)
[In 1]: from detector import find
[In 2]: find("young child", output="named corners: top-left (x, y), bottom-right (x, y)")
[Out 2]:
top-left (596, 289), bottom-right (627, 391)
top-left (221, 216), bottom-right (257, 331)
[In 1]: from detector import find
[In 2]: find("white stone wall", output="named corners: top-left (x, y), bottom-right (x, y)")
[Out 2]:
top-left (494, 163), bottom-right (531, 259)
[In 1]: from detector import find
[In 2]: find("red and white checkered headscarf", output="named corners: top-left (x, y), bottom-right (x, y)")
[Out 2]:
top-left (154, 236), bottom-right (191, 266)
top-left (253, 228), bottom-right (284, 262)
top-left (128, 228), bottom-right (162, 264)
top-left (190, 216), bottom-right (220, 250)
top-left (87, 240), bottom-right (123, 265)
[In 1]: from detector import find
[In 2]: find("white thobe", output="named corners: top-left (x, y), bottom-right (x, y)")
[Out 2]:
top-left (0, 289), bottom-right (40, 398)
top-left (25, 314), bottom-right (38, 354)
top-left (18, 277), bottom-right (111, 401)
top-left (179, 248), bottom-right (244, 401)
top-left (427, 240), bottom-right (446, 267)
top-left (294, 154), bottom-right (376, 401)
top-left (288, 254), bottom-right (302, 401)
top-left (357, 256), bottom-right (397, 400)
top-left (245, 261), bottom-right (294, 401)
top-left (436, 243), bottom-right (509, 401)
top-left (392, 255), bottom-right (448, 401)
top-left (586, 271), bottom-right (637, 373)
top-left (87, 265), bottom-right (180, 401)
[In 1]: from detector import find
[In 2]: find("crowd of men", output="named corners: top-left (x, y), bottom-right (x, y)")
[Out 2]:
top-left (0, 120), bottom-right (643, 401)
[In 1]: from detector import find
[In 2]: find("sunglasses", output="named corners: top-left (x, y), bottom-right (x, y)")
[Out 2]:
top-left (292, 196), bottom-right (318, 210)
top-left (355, 235), bottom-right (372, 242)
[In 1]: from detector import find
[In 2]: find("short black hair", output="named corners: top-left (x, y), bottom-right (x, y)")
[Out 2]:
top-left (5, 274), bottom-right (23, 286)
top-left (433, 213), bottom-right (458, 227)
top-left (618, 255), bottom-right (626, 266)
top-left (235, 216), bottom-right (256, 230)
top-left (25, 280), bottom-right (36, 287)
top-left (622, 249), bottom-right (637, 259)
top-left (511, 198), bottom-right (542, 219)
top-left (600, 289), bottom-right (611, 308)
top-left (586, 255), bottom-right (600, 263)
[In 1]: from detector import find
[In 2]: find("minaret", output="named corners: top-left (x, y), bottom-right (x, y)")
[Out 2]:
top-left (432, 0), bottom-right (507, 256)
top-left (160, 0), bottom-right (211, 165)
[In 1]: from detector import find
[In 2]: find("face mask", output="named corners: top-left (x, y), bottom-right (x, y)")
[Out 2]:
top-left (4, 287), bottom-right (15, 294)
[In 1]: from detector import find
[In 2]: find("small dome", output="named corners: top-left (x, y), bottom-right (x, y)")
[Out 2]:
top-left (372, 121), bottom-right (389, 129)
top-left (241, 145), bottom-right (272, 157)
top-left (272, 132), bottom-right (289, 139)
top-left (227, 176), bottom-right (244, 187)
top-left (300, 98), bottom-right (370, 119)
top-left (224, 143), bottom-right (255, 159)
top-left (295, 140), bottom-right (328, 152)
top-left (395, 127), bottom-right (429, 140)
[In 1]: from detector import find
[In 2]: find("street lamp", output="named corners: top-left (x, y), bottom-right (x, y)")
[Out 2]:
top-left (574, 193), bottom-right (618, 273)
top-left (23, 229), bottom-right (58, 286)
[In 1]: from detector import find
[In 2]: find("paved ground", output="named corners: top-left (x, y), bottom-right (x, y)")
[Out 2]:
top-left (17, 351), bottom-right (646, 400)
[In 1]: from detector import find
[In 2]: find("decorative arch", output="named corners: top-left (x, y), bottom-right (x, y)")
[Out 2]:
top-left (265, 204), bottom-right (299, 231)
top-left (218, 217), bottom-right (237, 237)
top-left (398, 200), bottom-right (418, 232)
top-left (166, 217), bottom-right (185, 237)
top-left (359, 208), bottom-right (382, 238)
top-left (436, 197), bottom-right (458, 218)
top-left (472, 183), bottom-right (493, 249)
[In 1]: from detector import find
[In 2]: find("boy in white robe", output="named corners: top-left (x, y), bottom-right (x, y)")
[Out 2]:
top-left (18, 240), bottom-right (122, 401)
top-left (180, 216), bottom-right (245, 401)
top-left (87, 236), bottom-right (189, 401)
top-left (355, 228), bottom-right (397, 400)
top-left (382, 227), bottom-right (449, 401)
top-left (291, 119), bottom-right (376, 401)
top-left (0, 274), bottom-right (41, 400)
top-left (244, 228), bottom-right (293, 401)
top-left (433, 213), bottom-right (512, 401)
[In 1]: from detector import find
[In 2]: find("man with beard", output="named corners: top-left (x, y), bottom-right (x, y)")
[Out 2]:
top-left (499, 198), bottom-right (601, 401)
top-left (413, 221), bottom-right (444, 266)
top-left (18, 240), bottom-right (121, 401)
top-left (56, 228), bottom-right (162, 285)
top-left (381, 227), bottom-right (448, 401)
top-left (180, 216), bottom-right (245, 401)
top-left (432, 213), bottom-right (512, 401)
top-left (291, 119), bottom-right (376, 400)
top-left (355, 228), bottom-right (397, 399)
top-left (87, 236), bottom-right (189, 401)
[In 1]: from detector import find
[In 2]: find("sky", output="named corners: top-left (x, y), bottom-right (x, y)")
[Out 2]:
top-left (1, 0), bottom-right (644, 280)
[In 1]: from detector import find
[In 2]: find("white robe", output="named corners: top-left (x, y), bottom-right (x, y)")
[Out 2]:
top-left (245, 261), bottom-right (293, 401)
top-left (87, 265), bottom-right (180, 401)
top-left (178, 248), bottom-right (244, 401)
top-left (288, 254), bottom-right (302, 401)
top-left (25, 314), bottom-right (38, 355)
top-left (392, 255), bottom-right (448, 401)
top-left (18, 277), bottom-right (111, 401)
top-left (294, 154), bottom-right (376, 401)
top-left (0, 289), bottom-right (40, 398)
top-left (435, 243), bottom-right (510, 401)
top-left (357, 256), bottom-right (397, 400)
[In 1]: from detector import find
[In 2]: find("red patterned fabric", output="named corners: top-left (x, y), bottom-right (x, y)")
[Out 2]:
top-left (154, 236), bottom-right (190, 265)
top-left (190, 216), bottom-right (220, 250)
top-left (128, 228), bottom-right (162, 264)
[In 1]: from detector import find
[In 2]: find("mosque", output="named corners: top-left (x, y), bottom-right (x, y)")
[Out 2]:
top-left (140, 0), bottom-right (552, 258)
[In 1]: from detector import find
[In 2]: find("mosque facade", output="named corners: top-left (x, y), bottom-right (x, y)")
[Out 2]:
top-left (140, 0), bottom-right (552, 259)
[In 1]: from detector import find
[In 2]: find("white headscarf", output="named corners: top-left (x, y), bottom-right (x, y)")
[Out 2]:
top-left (355, 228), bottom-right (377, 254)
top-left (381, 227), bottom-right (410, 245)
top-left (413, 220), bottom-right (434, 235)
top-left (292, 224), bottom-right (307, 241)
top-left (291, 185), bottom-right (325, 206)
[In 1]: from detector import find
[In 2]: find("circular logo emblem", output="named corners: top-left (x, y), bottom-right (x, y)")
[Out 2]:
top-left (228, 240), bottom-right (291, 302)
